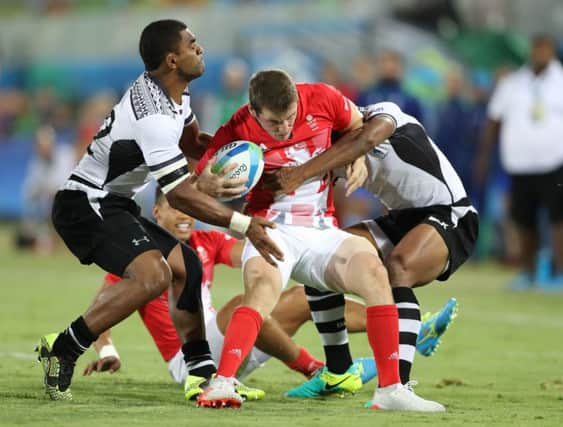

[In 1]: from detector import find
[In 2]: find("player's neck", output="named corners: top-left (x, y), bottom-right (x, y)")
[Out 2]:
top-left (148, 70), bottom-right (187, 104)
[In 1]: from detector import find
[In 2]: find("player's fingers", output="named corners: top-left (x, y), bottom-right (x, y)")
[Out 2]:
top-left (83, 362), bottom-right (95, 376)
top-left (220, 185), bottom-right (247, 197)
top-left (261, 235), bottom-right (284, 261)
top-left (222, 176), bottom-right (248, 188)
top-left (96, 360), bottom-right (105, 372)
top-left (217, 162), bottom-right (238, 177)
top-left (345, 176), bottom-right (361, 197)
top-left (255, 217), bottom-right (277, 229)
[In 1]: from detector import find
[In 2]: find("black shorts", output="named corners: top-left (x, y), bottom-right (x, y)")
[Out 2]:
top-left (510, 166), bottom-right (563, 228)
top-left (363, 204), bottom-right (479, 281)
top-left (52, 190), bottom-right (180, 276)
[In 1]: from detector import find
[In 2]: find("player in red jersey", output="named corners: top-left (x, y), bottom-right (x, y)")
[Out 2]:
top-left (193, 69), bottom-right (444, 411)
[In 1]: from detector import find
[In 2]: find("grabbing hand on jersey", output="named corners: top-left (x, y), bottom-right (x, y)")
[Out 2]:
top-left (344, 156), bottom-right (368, 196)
top-left (196, 156), bottom-right (248, 199)
top-left (262, 166), bottom-right (304, 197)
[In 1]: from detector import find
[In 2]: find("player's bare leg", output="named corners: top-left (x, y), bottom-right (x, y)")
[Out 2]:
top-left (324, 236), bottom-right (445, 411)
top-left (38, 250), bottom-right (172, 400)
top-left (381, 224), bottom-right (448, 384)
top-left (198, 256), bottom-right (282, 408)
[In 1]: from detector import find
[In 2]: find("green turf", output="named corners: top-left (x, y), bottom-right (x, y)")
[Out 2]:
top-left (1, 223), bottom-right (563, 426)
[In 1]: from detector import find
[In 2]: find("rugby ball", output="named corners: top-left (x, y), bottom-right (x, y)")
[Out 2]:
top-left (211, 140), bottom-right (264, 201)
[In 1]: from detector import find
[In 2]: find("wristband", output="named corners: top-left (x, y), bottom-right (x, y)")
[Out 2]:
top-left (229, 211), bottom-right (252, 235)
top-left (98, 344), bottom-right (120, 360)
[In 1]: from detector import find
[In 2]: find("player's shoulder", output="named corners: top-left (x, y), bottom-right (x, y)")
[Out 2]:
top-left (129, 72), bottom-right (179, 121)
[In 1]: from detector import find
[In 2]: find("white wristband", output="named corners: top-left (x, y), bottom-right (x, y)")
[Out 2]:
top-left (98, 344), bottom-right (120, 360)
top-left (229, 211), bottom-right (252, 235)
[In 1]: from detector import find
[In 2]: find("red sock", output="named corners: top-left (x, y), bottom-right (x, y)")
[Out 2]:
top-left (217, 306), bottom-right (263, 377)
top-left (366, 305), bottom-right (401, 387)
top-left (285, 347), bottom-right (325, 378)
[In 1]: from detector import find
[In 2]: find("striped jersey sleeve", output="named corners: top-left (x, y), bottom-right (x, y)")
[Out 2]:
top-left (136, 114), bottom-right (190, 193)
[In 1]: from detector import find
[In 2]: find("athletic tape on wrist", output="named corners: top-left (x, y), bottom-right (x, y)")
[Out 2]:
top-left (98, 344), bottom-right (120, 360)
top-left (229, 211), bottom-right (251, 235)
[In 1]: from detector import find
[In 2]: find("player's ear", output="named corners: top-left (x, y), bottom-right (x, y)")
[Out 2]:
top-left (153, 204), bottom-right (160, 220)
top-left (166, 53), bottom-right (177, 69)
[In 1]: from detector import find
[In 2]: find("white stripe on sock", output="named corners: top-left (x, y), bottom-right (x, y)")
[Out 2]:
top-left (68, 326), bottom-right (88, 351)
top-left (399, 344), bottom-right (416, 362)
top-left (398, 318), bottom-right (421, 335)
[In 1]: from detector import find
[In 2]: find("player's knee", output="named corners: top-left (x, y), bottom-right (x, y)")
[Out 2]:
top-left (386, 251), bottom-right (413, 285)
top-left (136, 258), bottom-right (172, 300)
top-left (244, 262), bottom-right (276, 293)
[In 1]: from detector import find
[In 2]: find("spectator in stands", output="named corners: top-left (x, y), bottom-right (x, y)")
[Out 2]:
top-left (357, 49), bottom-right (424, 124)
top-left (18, 124), bottom-right (74, 253)
top-left (475, 34), bottom-right (563, 290)
top-left (320, 60), bottom-right (359, 103)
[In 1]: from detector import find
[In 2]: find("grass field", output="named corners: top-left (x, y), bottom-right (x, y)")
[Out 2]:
top-left (1, 224), bottom-right (563, 426)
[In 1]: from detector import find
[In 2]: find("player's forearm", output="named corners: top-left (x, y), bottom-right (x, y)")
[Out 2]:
top-left (167, 179), bottom-right (240, 230)
top-left (298, 116), bottom-right (395, 181)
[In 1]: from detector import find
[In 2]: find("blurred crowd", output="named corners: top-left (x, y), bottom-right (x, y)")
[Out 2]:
top-left (2, 31), bottom-right (562, 290)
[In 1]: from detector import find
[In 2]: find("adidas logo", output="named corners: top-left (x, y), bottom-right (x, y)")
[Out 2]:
top-left (228, 348), bottom-right (242, 359)
top-left (388, 351), bottom-right (399, 360)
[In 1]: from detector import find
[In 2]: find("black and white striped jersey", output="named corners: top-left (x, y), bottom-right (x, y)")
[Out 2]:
top-left (63, 72), bottom-right (194, 202)
top-left (359, 102), bottom-right (477, 217)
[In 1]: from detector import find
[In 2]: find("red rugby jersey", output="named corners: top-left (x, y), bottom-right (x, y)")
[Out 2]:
top-left (195, 83), bottom-right (353, 228)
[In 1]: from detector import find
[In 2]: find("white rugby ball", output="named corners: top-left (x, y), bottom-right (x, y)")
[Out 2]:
top-left (211, 140), bottom-right (265, 201)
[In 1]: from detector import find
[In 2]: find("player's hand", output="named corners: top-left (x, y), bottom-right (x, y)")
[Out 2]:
top-left (83, 356), bottom-right (121, 376)
top-left (345, 156), bottom-right (368, 196)
top-left (262, 166), bottom-right (303, 197)
top-left (245, 217), bottom-right (284, 266)
top-left (196, 156), bottom-right (248, 199)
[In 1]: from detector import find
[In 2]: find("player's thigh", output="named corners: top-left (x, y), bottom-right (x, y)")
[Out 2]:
top-left (242, 226), bottom-right (294, 313)
top-left (91, 213), bottom-right (167, 277)
top-left (321, 233), bottom-right (387, 298)
top-left (386, 223), bottom-right (449, 286)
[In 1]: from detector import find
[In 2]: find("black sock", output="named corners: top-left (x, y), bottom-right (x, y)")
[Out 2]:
top-left (392, 287), bottom-right (420, 384)
top-left (305, 286), bottom-right (352, 374)
top-left (182, 340), bottom-right (216, 379)
top-left (53, 316), bottom-right (98, 361)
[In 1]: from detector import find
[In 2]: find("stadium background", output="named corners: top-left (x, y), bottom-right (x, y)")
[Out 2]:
top-left (1, 1), bottom-right (563, 426)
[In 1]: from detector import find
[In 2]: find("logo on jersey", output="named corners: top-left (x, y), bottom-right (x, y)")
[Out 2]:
top-left (259, 143), bottom-right (270, 152)
top-left (428, 216), bottom-right (449, 230)
top-left (306, 114), bottom-right (319, 131)
top-left (132, 236), bottom-right (150, 246)
top-left (196, 246), bottom-right (209, 264)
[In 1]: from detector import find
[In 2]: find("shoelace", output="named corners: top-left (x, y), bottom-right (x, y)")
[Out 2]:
top-left (404, 380), bottom-right (419, 393)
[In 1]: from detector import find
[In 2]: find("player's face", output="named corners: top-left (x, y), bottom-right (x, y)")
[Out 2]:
top-left (252, 103), bottom-right (298, 141)
top-left (175, 29), bottom-right (205, 81)
top-left (153, 198), bottom-right (195, 241)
